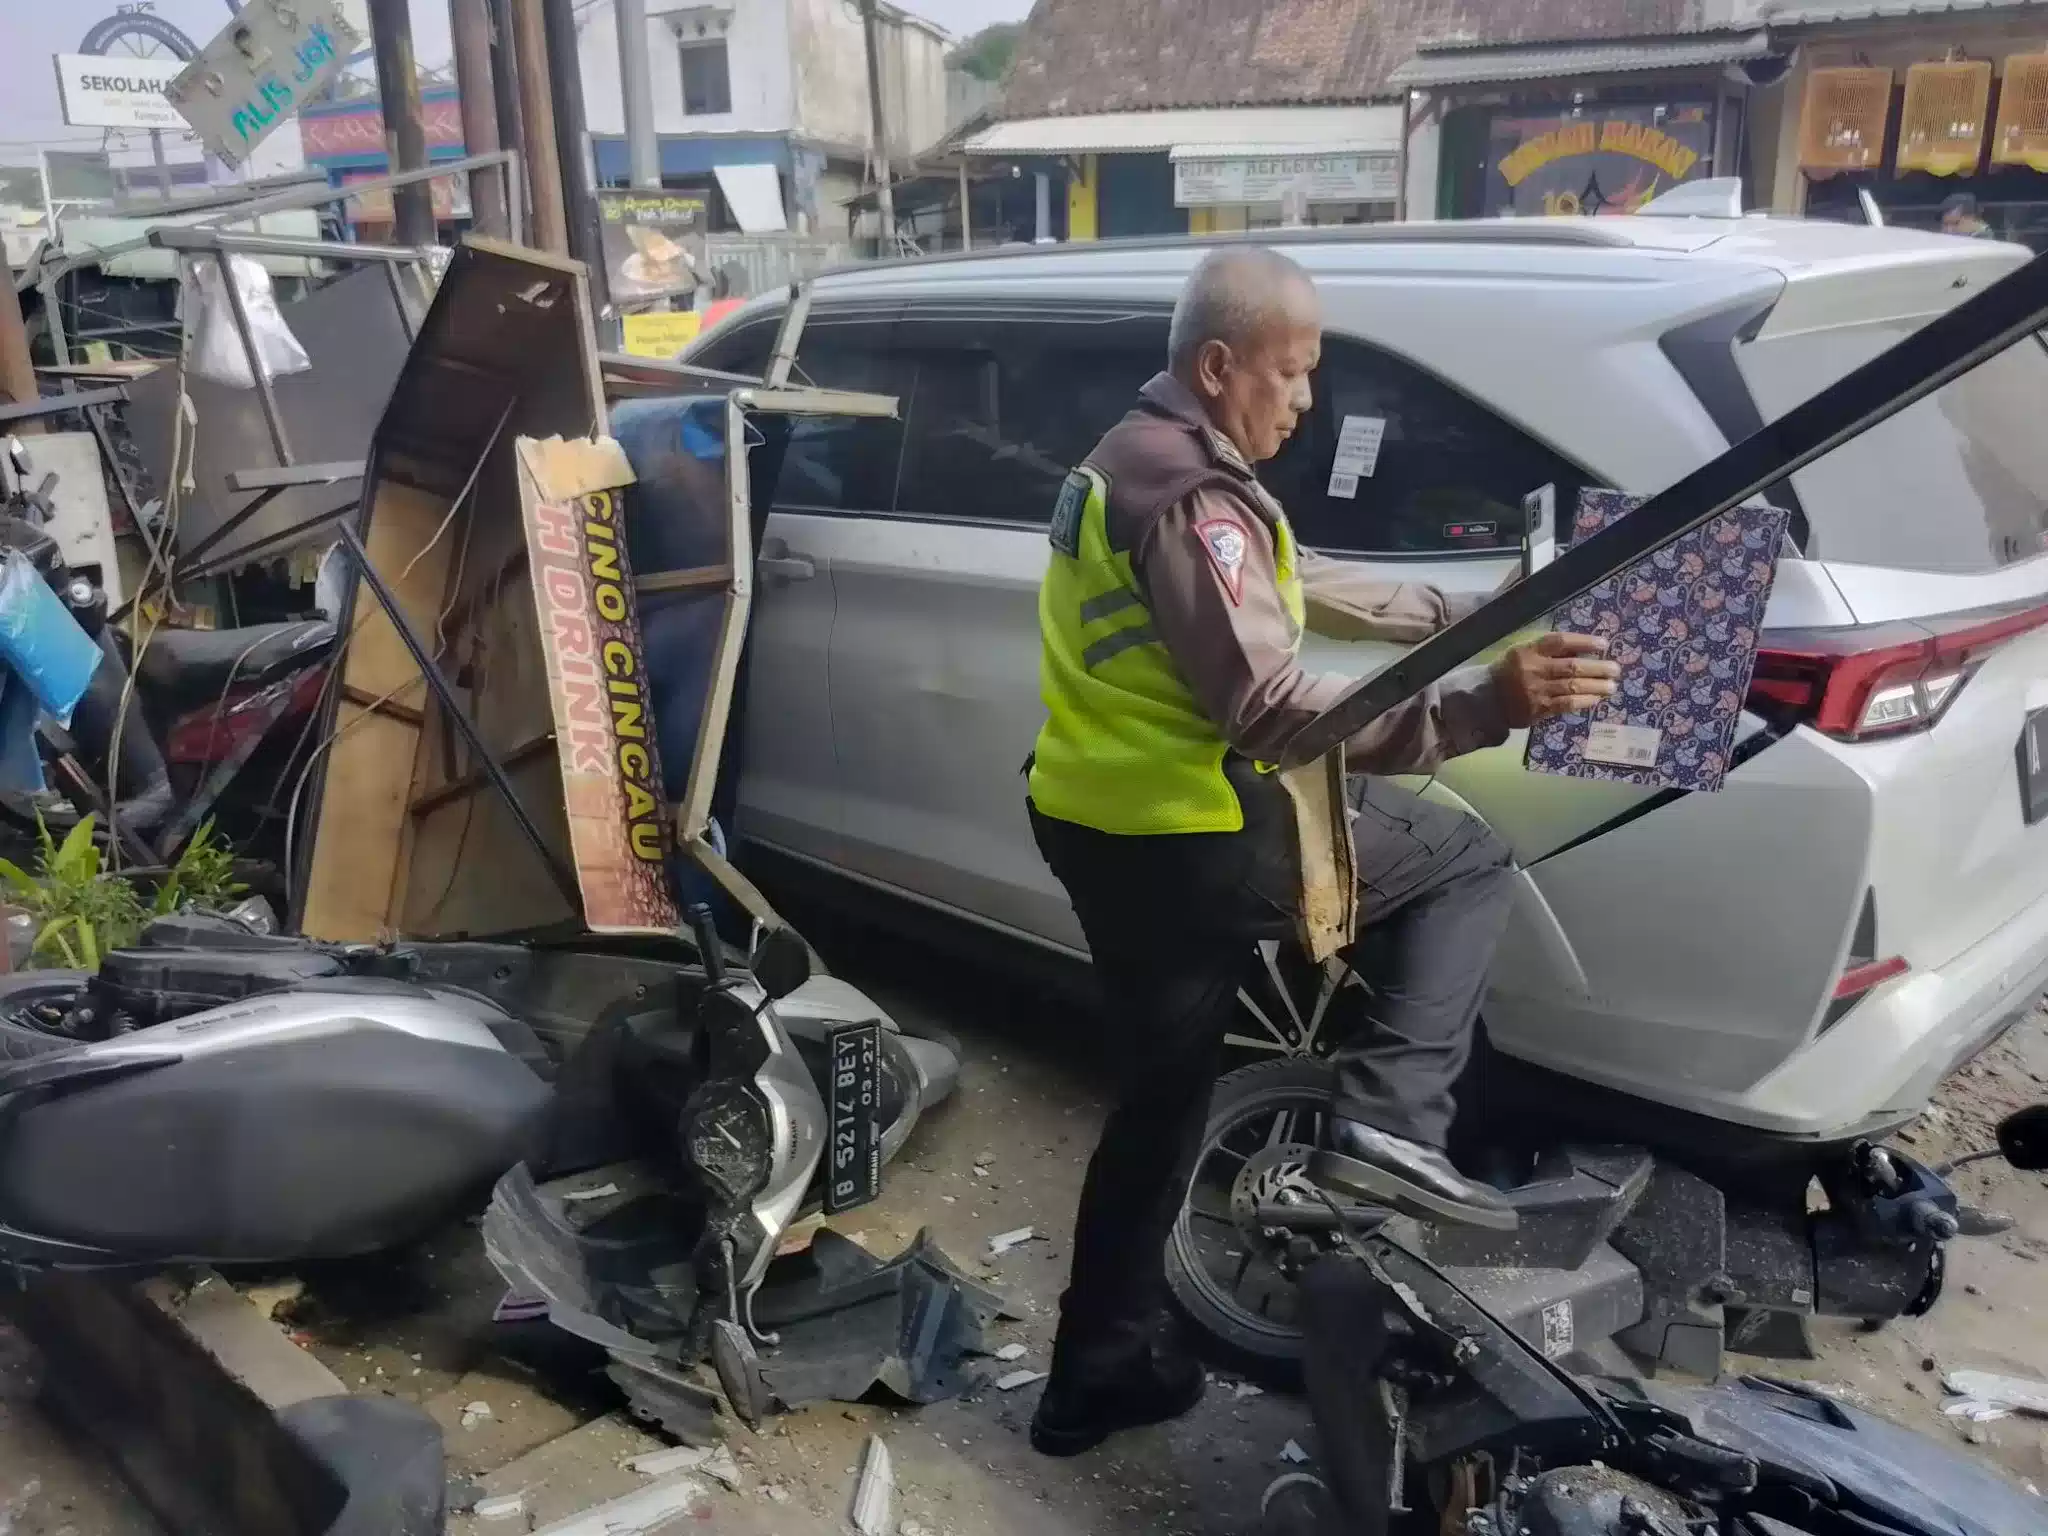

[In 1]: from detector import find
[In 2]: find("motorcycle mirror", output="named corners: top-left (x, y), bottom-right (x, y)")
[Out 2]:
top-left (749, 924), bottom-right (812, 1003)
top-left (1997, 1104), bottom-right (2048, 1171)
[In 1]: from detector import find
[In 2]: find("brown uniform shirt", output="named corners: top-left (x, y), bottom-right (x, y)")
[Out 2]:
top-left (1124, 375), bottom-right (1508, 774)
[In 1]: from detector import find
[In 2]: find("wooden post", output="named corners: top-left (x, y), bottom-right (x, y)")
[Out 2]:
top-left (509, 0), bottom-right (569, 254)
top-left (450, 0), bottom-right (510, 237)
top-left (368, 0), bottom-right (436, 245)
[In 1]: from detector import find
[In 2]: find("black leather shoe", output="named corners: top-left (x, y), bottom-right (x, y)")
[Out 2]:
top-left (1028, 1336), bottom-right (1206, 1457)
top-left (1310, 1118), bottom-right (1519, 1231)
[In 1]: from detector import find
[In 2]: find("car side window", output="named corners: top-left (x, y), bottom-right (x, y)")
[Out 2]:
top-left (892, 315), bottom-right (1168, 526)
top-left (689, 317), bottom-right (775, 377)
top-left (1264, 337), bottom-right (1590, 557)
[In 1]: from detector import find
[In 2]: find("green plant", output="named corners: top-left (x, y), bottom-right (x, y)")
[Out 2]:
top-left (153, 819), bottom-right (246, 916)
top-left (0, 815), bottom-right (146, 970)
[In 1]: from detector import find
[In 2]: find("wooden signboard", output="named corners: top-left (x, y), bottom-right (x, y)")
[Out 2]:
top-left (1897, 59), bottom-right (1993, 176)
top-left (1797, 67), bottom-right (1894, 172)
top-left (515, 437), bottom-right (680, 934)
top-left (1994, 52), bottom-right (2048, 172)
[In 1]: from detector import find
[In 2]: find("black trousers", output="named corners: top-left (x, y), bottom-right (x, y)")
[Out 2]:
top-left (1028, 779), bottom-right (1513, 1374)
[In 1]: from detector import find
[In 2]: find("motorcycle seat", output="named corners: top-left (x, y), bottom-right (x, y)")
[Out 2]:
top-left (137, 620), bottom-right (336, 705)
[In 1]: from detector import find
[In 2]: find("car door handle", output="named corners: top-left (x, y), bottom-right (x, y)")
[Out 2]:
top-left (758, 542), bottom-right (816, 581)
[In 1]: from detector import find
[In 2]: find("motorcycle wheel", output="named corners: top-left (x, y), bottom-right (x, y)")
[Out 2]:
top-left (1165, 1055), bottom-right (1336, 1382)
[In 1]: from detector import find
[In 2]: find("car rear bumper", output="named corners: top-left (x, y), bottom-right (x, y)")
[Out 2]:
top-left (1739, 878), bottom-right (2048, 1136)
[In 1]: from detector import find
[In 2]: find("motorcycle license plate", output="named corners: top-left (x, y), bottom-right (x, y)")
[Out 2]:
top-left (2020, 709), bottom-right (2048, 826)
top-left (825, 1021), bottom-right (883, 1215)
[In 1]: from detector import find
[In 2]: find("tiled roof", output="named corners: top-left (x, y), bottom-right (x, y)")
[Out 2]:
top-left (998, 0), bottom-right (1706, 118)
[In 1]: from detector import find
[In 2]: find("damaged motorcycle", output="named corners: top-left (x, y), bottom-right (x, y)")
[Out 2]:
top-left (1259, 1102), bottom-right (2048, 1536)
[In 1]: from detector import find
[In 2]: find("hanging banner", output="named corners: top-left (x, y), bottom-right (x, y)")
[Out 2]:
top-left (597, 191), bottom-right (708, 305)
top-left (1993, 52), bottom-right (2048, 172)
top-left (1482, 103), bottom-right (1713, 217)
top-left (1897, 59), bottom-right (1992, 176)
top-left (1171, 152), bottom-right (1400, 208)
top-left (1797, 66), bottom-right (1893, 172)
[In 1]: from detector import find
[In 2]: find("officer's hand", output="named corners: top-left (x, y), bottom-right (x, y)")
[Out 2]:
top-left (1493, 633), bottom-right (1621, 728)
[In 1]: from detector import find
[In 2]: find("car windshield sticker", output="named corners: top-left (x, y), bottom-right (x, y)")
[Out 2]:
top-left (1328, 415), bottom-right (1386, 499)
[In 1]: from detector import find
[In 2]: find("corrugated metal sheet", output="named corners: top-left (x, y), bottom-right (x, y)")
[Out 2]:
top-left (963, 105), bottom-right (1402, 156)
top-left (1389, 30), bottom-right (1775, 88)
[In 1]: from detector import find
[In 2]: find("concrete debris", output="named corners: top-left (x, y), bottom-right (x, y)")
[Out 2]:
top-left (623, 1446), bottom-right (711, 1477)
top-left (526, 1477), bottom-right (706, 1535)
top-left (473, 1493), bottom-right (527, 1522)
top-left (1944, 1370), bottom-right (2048, 1418)
top-left (995, 1369), bottom-right (1048, 1392)
top-left (902, 1523), bottom-right (935, 1536)
top-left (852, 1435), bottom-right (893, 1536)
top-left (765, 1486), bottom-right (791, 1504)
top-left (697, 1447), bottom-right (745, 1490)
top-left (460, 1400), bottom-right (493, 1429)
top-left (1281, 1440), bottom-right (1311, 1465)
top-left (558, 1182), bottom-right (623, 1203)
top-left (0, 1478), bottom-right (41, 1536)
top-left (987, 1227), bottom-right (1039, 1257)
top-left (1234, 1382), bottom-right (1265, 1401)
top-left (1945, 1400), bottom-right (2013, 1424)
top-left (994, 1343), bottom-right (1029, 1362)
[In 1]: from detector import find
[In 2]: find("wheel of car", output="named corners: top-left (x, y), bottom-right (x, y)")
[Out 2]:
top-left (1225, 941), bottom-right (1365, 1062)
top-left (1165, 1054), bottom-right (1337, 1381)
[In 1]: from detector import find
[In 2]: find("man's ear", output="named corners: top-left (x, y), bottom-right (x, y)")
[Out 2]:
top-left (1193, 339), bottom-right (1232, 400)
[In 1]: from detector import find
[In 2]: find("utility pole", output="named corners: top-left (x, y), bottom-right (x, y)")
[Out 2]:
top-left (859, 0), bottom-right (895, 248)
top-left (508, 0), bottom-right (569, 253)
top-left (541, 0), bottom-right (611, 309)
top-left (0, 278), bottom-right (41, 434)
top-left (617, 0), bottom-right (660, 190)
top-left (368, 0), bottom-right (436, 246)
top-left (450, 0), bottom-right (510, 237)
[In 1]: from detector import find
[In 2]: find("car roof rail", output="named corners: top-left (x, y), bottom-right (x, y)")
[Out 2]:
top-left (818, 219), bottom-right (1642, 282)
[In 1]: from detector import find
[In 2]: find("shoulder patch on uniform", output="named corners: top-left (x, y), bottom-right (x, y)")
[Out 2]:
top-left (1197, 517), bottom-right (1250, 605)
top-left (1049, 469), bottom-right (1093, 557)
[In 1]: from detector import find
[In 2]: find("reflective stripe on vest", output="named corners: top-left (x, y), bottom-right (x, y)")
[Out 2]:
top-left (1028, 465), bottom-right (1304, 836)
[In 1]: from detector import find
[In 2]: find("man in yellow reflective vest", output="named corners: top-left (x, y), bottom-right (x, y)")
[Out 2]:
top-left (1024, 246), bottom-right (1619, 1458)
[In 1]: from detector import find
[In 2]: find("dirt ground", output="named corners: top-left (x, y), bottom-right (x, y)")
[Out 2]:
top-left (6, 929), bottom-right (2048, 1534)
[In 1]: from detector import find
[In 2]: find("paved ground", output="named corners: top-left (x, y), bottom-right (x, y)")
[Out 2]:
top-left (9, 919), bottom-right (2048, 1534)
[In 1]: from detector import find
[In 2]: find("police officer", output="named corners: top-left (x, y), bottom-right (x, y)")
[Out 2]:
top-left (1024, 246), bottom-right (1619, 1458)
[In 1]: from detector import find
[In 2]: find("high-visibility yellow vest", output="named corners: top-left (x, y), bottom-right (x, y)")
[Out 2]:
top-left (1027, 465), bottom-right (1304, 835)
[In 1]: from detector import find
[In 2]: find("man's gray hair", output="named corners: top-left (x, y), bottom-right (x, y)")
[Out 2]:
top-left (1166, 246), bottom-right (1315, 374)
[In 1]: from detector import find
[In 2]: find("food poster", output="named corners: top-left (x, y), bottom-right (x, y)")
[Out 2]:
top-left (1482, 103), bottom-right (1716, 218)
top-left (597, 190), bottom-right (709, 303)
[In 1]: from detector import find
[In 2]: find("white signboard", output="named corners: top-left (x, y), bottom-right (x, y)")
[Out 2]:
top-left (1174, 153), bottom-right (1401, 209)
top-left (165, 0), bottom-right (360, 169)
top-left (53, 54), bottom-right (189, 132)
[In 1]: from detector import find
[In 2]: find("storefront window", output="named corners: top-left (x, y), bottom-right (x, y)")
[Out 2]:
top-left (1480, 101), bottom-right (1717, 217)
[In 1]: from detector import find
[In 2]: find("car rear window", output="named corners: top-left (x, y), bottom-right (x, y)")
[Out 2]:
top-left (1737, 325), bottom-right (2048, 572)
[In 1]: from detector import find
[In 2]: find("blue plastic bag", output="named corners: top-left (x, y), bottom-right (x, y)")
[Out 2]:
top-left (0, 550), bottom-right (101, 727)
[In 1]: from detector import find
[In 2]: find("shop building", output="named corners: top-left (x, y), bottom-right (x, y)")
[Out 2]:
top-left (968, 0), bottom-right (1778, 239)
top-left (1754, 0), bottom-right (2048, 247)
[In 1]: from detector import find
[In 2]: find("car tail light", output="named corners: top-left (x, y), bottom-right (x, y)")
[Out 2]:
top-left (1749, 596), bottom-right (2048, 741)
top-left (1821, 892), bottom-right (1905, 1032)
top-left (1833, 954), bottom-right (1908, 1000)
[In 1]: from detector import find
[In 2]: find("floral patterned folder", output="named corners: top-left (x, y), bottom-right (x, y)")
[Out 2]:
top-left (1523, 489), bottom-right (1792, 794)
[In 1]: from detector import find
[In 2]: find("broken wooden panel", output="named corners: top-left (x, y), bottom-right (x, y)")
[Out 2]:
top-left (297, 237), bottom-right (607, 942)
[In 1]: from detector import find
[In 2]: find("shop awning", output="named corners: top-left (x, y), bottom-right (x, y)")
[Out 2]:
top-left (1388, 30), bottom-right (1776, 91)
top-left (960, 105), bottom-right (1402, 157)
top-left (713, 163), bottom-right (788, 235)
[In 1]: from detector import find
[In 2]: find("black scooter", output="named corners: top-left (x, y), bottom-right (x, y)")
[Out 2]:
top-left (1259, 1103), bottom-right (2048, 1535)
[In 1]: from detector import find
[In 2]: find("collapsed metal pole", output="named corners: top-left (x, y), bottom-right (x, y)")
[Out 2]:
top-left (859, 0), bottom-right (896, 244)
top-left (1290, 249), bottom-right (2048, 763)
top-left (368, 0), bottom-right (437, 246)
